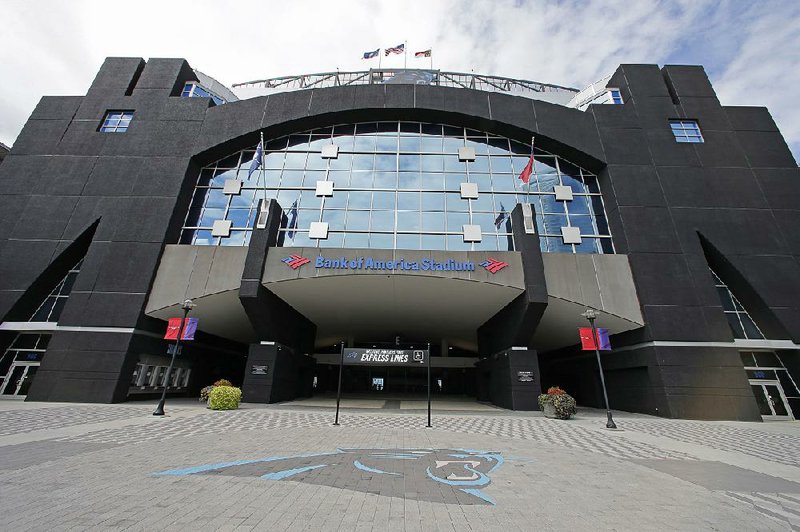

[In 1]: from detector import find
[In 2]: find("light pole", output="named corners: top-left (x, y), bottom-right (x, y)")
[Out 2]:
top-left (581, 308), bottom-right (617, 429)
top-left (153, 299), bottom-right (195, 416)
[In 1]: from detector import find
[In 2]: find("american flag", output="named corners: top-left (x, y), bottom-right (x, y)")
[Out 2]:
top-left (415, 49), bottom-right (431, 58)
top-left (385, 43), bottom-right (404, 56)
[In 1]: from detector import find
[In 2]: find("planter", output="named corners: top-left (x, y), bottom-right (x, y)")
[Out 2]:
top-left (538, 387), bottom-right (577, 420)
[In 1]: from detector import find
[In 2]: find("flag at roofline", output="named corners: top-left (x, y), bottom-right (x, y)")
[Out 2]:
top-left (385, 43), bottom-right (404, 56)
top-left (247, 138), bottom-right (264, 180)
top-left (415, 49), bottom-right (432, 58)
top-left (518, 136), bottom-right (535, 184)
top-left (363, 48), bottom-right (379, 59)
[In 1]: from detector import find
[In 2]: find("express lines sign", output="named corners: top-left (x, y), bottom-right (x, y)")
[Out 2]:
top-left (343, 348), bottom-right (428, 366)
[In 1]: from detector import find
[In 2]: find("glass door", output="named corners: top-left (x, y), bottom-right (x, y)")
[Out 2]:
top-left (749, 381), bottom-right (793, 420)
top-left (0, 363), bottom-right (39, 397)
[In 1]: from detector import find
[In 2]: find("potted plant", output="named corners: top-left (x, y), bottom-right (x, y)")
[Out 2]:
top-left (538, 386), bottom-right (577, 420)
top-left (199, 379), bottom-right (234, 405)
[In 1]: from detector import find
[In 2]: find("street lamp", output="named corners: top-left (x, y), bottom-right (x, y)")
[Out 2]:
top-left (581, 308), bottom-right (617, 429)
top-left (153, 299), bottom-right (195, 416)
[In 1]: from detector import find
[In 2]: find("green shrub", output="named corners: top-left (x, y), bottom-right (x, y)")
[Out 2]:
top-left (208, 385), bottom-right (242, 410)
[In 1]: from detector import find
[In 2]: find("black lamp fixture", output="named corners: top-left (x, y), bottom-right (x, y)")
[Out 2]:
top-left (581, 308), bottom-right (617, 429)
top-left (153, 299), bottom-right (195, 416)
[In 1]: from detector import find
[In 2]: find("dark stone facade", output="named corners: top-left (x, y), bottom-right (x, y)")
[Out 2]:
top-left (0, 57), bottom-right (797, 419)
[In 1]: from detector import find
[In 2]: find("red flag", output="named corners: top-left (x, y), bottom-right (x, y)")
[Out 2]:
top-left (518, 153), bottom-right (533, 184)
top-left (579, 327), bottom-right (597, 350)
top-left (164, 318), bottom-right (183, 340)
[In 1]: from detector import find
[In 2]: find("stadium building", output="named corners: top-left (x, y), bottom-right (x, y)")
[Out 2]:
top-left (0, 57), bottom-right (798, 421)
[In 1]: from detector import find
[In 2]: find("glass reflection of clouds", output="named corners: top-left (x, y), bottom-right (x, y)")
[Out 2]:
top-left (180, 122), bottom-right (614, 253)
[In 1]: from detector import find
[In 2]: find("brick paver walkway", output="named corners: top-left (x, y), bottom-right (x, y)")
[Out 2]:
top-left (0, 400), bottom-right (798, 531)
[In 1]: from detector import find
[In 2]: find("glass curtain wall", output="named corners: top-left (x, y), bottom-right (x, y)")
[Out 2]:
top-left (180, 122), bottom-right (614, 253)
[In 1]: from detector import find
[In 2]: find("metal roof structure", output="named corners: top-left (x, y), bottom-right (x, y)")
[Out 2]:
top-left (232, 69), bottom-right (578, 97)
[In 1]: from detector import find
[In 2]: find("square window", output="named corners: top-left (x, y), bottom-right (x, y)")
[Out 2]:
top-left (669, 120), bottom-right (704, 143)
top-left (99, 110), bottom-right (134, 133)
top-left (608, 89), bottom-right (623, 104)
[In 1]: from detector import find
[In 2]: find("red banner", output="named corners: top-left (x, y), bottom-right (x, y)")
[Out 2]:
top-left (164, 318), bottom-right (183, 340)
top-left (579, 327), bottom-right (596, 350)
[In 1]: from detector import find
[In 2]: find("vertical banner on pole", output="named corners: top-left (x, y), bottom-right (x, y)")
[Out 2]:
top-left (579, 327), bottom-right (611, 351)
top-left (181, 318), bottom-right (198, 341)
top-left (164, 318), bottom-right (183, 340)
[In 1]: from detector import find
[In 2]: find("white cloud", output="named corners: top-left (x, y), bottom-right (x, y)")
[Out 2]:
top-left (0, 0), bottom-right (797, 160)
top-left (713, 4), bottom-right (800, 161)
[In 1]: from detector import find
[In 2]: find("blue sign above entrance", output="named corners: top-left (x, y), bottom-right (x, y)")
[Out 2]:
top-left (314, 255), bottom-right (475, 272)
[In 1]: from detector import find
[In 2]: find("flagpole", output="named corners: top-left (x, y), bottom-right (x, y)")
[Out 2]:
top-left (260, 132), bottom-right (267, 212)
top-left (378, 49), bottom-right (382, 70)
top-left (404, 40), bottom-right (407, 69)
top-left (430, 51), bottom-right (433, 70)
top-left (528, 135), bottom-right (535, 198)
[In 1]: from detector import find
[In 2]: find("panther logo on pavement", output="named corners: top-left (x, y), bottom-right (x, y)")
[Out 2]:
top-left (155, 448), bottom-right (509, 505)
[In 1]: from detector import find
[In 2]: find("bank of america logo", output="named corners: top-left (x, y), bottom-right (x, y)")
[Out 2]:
top-left (480, 258), bottom-right (509, 274)
top-left (282, 254), bottom-right (310, 269)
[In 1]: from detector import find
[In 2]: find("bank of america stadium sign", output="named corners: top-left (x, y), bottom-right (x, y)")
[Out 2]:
top-left (281, 254), bottom-right (510, 274)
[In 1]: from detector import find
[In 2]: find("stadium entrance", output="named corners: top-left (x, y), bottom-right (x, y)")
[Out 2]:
top-left (312, 340), bottom-right (478, 399)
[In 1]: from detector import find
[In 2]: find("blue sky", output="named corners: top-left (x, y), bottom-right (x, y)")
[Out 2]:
top-left (1, 0), bottom-right (798, 160)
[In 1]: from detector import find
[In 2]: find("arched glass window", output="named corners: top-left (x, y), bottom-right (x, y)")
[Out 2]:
top-left (180, 122), bottom-right (614, 253)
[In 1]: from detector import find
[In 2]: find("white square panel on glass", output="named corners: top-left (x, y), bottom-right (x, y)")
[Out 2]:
top-left (211, 219), bottom-right (232, 237)
top-left (463, 224), bottom-right (482, 242)
top-left (223, 179), bottom-right (243, 195)
top-left (460, 182), bottom-right (479, 199)
top-left (561, 226), bottom-right (582, 244)
top-left (321, 144), bottom-right (339, 159)
top-left (521, 203), bottom-right (536, 234)
top-left (554, 185), bottom-right (573, 201)
top-left (316, 180), bottom-right (334, 197)
top-left (458, 147), bottom-right (476, 162)
top-left (309, 221), bottom-right (329, 239)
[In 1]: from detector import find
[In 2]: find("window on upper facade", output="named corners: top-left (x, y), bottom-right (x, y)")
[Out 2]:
top-left (669, 119), bottom-right (703, 143)
top-left (99, 111), bottom-right (133, 133)
top-left (608, 89), bottom-right (623, 104)
top-left (181, 82), bottom-right (226, 105)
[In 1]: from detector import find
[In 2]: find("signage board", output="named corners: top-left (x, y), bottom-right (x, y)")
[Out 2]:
top-left (315, 256), bottom-right (475, 272)
top-left (166, 345), bottom-right (183, 356)
top-left (517, 371), bottom-right (535, 382)
top-left (251, 365), bottom-right (268, 375)
top-left (342, 348), bottom-right (428, 366)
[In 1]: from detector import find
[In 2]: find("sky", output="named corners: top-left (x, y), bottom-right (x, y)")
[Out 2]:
top-left (1, 0), bottom-right (798, 160)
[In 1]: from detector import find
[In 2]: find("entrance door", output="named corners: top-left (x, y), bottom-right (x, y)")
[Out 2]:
top-left (0, 363), bottom-right (39, 397)
top-left (749, 381), bottom-right (793, 420)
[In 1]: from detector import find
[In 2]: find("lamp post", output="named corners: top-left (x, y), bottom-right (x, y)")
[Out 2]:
top-left (153, 299), bottom-right (195, 416)
top-left (581, 308), bottom-right (616, 429)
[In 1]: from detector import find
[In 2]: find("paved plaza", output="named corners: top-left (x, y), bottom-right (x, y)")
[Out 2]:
top-left (1, 398), bottom-right (799, 531)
